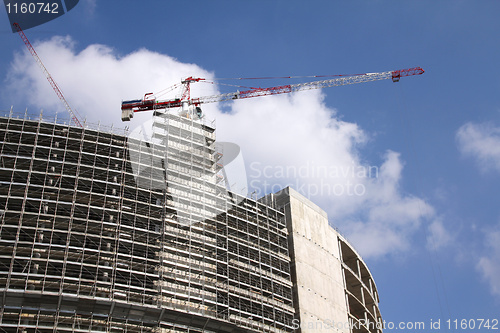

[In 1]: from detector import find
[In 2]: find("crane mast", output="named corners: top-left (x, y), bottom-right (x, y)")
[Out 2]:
top-left (121, 67), bottom-right (424, 121)
top-left (13, 23), bottom-right (82, 127)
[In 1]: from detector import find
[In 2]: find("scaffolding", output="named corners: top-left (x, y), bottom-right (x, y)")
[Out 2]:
top-left (0, 111), bottom-right (295, 332)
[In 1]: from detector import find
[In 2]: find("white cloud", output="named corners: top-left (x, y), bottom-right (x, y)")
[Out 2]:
top-left (81, 0), bottom-right (96, 14)
top-left (212, 91), bottom-right (436, 259)
top-left (340, 152), bottom-right (435, 258)
top-left (426, 218), bottom-right (453, 250)
top-left (456, 122), bottom-right (500, 173)
top-left (3, 36), bottom-right (218, 128)
top-left (477, 225), bottom-right (500, 296)
top-left (2, 37), bottom-right (437, 259)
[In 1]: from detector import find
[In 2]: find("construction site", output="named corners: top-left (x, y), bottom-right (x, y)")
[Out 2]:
top-left (0, 23), bottom-right (414, 332)
top-left (0, 109), bottom-right (382, 332)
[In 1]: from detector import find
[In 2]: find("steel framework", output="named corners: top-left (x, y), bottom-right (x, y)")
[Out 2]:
top-left (0, 112), bottom-right (293, 332)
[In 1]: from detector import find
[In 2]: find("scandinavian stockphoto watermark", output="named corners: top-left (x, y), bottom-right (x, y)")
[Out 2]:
top-left (248, 161), bottom-right (379, 198)
top-left (291, 318), bottom-right (499, 331)
top-left (291, 318), bottom-right (387, 331)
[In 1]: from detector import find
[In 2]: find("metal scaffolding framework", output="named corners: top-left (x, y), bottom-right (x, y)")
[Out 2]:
top-left (0, 111), bottom-right (294, 332)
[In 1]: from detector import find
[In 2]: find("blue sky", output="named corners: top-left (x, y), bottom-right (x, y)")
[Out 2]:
top-left (1, 0), bottom-right (500, 329)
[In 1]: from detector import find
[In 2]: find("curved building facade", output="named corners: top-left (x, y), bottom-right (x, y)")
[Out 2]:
top-left (0, 112), bottom-right (381, 333)
top-left (275, 188), bottom-right (383, 333)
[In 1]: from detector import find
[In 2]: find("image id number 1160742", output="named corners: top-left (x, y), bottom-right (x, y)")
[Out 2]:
top-left (445, 319), bottom-right (498, 330)
top-left (5, 2), bottom-right (59, 14)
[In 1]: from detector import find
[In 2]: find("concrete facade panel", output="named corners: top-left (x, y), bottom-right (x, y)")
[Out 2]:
top-left (276, 187), bottom-right (382, 333)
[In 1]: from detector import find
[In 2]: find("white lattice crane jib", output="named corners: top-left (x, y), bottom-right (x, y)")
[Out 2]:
top-left (120, 67), bottom-right (424, 122)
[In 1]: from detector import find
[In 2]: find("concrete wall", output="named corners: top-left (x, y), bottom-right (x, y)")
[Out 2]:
top-left (276, 187), bottom-right (349, 333)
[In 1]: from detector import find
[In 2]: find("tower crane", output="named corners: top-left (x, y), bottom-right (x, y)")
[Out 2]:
top-left (13, 23), bottom-right (82, 127)
top-left (121, 67), bottom-right (424, 122)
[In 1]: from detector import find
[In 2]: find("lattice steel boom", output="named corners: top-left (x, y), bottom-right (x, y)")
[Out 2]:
top-left (121, 67), bottom-right (424, 121)
top-left (13, 23), bottom-right (82, 128)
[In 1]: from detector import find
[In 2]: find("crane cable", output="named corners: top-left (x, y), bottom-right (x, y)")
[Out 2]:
top-left (152, 72), bottom-right (380, 100)
top-left (395, 83), bottom-right (452, 320)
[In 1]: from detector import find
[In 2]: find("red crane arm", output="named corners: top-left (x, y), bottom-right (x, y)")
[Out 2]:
top-left (13, 23), bottom-right (82, 128)
top-left (193, 67), bottom-right (424, 104)
top-left (121, 67), bottom-right (424, 121)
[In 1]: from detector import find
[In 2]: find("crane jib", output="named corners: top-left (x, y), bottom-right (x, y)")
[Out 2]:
top-left (239, 85), bottom-right (293, 99)
top-left (121, 67), bottom-right (424, 121)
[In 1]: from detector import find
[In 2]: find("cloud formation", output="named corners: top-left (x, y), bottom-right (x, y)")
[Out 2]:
top-left (456, 122), bottom-right (500, 297)
top-left (82, 0), bottom-right (96, 14)
top-left (456, 122), bottom-right (500, 173)
top-left (477, 225), bottom-right (500, 296)
top-left (426, 218), bottom-right (453, 250)
top-left (340, 151), bottom-right (435, 257)
top-left (218, 96), bottom-right (436, 258)
top-left (3, 36), bottom-right (218, 127)
top-left (2, 36), bottom-right (436, 259)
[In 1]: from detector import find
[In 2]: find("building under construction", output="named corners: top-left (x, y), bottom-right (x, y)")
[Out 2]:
top-left (0, 111), bottom-right (382, 333)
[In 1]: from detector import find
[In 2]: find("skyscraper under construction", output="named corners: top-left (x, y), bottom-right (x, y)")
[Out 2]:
top-left (0, 111), bottom-right (382, 333)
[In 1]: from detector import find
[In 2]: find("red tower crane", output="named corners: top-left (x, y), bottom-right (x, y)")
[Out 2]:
top-left (13, 23), bottom-right (83, 127)
top-left (121, 67), bottom-right (424, 121)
